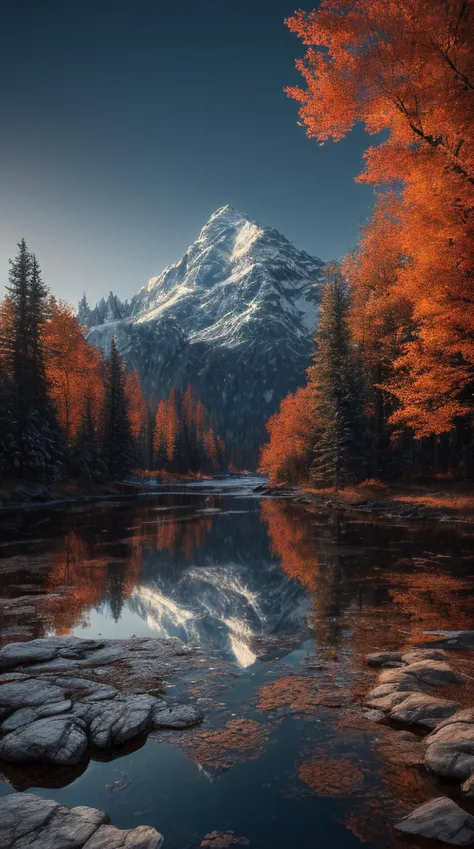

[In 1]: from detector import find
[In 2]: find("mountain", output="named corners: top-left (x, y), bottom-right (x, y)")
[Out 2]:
top-left (86, 205), bottom-right (325, 466)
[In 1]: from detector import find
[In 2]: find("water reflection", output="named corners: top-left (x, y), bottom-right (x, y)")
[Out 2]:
top-left (1, 490), bottom-right (473, 666)
top-left (1, 486), bottom-right (474, 848)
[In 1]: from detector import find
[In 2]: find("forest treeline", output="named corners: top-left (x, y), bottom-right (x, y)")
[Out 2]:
top-left (0, 241), bottom-right (225, 482)
top-left (259, 0), bottom-right (474, 488)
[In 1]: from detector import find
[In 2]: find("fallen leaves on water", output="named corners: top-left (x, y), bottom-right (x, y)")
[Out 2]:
top-left (298, 757), bottom-right (364, 796)
top-left (257, 675), bottom-right (348, 713)
top-left (200, 832), bottom-right (249, 848)
top-left (187, 719), bottom-right (268, 771)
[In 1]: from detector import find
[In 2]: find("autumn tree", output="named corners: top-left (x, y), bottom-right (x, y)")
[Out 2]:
top-left (43, 300), bottom-right (105, 451)
top-left (286, 0), bottom-right (474, 474)
top-left (259, 383), bottom-right (316, 485)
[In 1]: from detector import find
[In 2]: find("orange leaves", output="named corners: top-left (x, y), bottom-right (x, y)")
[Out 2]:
top-left (43, 301), bottom-right (105, 445)
top-left (287, 0), bottom-right (474, 439)
top-left (258, 383), bottom-right (316, 485)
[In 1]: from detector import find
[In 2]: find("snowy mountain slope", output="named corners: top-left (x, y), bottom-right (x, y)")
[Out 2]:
top-left (86, 205), bottom-right (325, 466)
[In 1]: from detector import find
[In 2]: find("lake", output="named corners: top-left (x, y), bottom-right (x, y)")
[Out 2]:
top-left (1, 476), bottom-right (473, 848)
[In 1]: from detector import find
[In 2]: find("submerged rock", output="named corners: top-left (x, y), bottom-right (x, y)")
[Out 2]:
top-left (0, 792), bottom-right (163, 849)
top-left (394, 797), bottom-right (474, 845)
top-left (152, 703), bottom-right (203, 729)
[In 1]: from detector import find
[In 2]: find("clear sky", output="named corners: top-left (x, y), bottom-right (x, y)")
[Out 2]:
top-left (0, 0), bottom-right (375, 307)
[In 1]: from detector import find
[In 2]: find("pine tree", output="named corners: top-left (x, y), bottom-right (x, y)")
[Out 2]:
top-left (77, 293), bottom-right (91, 327)
top-left (102, 338), bottom-right (135, 478)
top-left (5, 241), bottom-right (63, 476)
top-left (311, 267), bottom-right (366, 490)
top-left (73, 395), bottom-right (104, 480)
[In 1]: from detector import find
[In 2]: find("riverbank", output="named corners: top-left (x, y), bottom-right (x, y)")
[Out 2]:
top-left (258, 479), bottom-right (474, 523)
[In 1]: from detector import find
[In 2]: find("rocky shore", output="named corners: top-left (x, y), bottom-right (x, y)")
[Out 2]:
top-left (361, 631), bottom-right (474, 844)
top-left (0, 636), bottom-right (204, 771)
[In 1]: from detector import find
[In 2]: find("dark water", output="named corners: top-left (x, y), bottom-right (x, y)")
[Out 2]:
top-left (1, 477), bottom-right (474, 848)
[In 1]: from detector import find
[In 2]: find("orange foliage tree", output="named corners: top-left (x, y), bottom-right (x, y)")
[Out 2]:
top-left (43, 300), bottom-right (105, 448)
top-left (287, 0), bottom-right (474, 441)
top-left (259, 383), bottom-right (317, 484)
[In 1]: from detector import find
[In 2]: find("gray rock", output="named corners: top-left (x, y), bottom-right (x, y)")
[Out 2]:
top-left (56, 678), bottom-right (118, 701)
top-left (389, 692), bottom-right (461, 728)
top-left (1, 700), bottom-right (72, 732)
top-left (366, 651), bottom-right (403, 666)
top-left (401, 648), bottom-right (447, 664)
top-left (364, 690), bottom-right (416, 712)
top-left (379, 661), bottom-right (465, 688)
top-left (0, 716), bottom-right (88, 764)
top-left (394, 797), bottom-right (474, 845)
top-left (425, 711), bottom-right (474, 780)
top-left (0, 679), bottom-right (65, 710)
top-left (0, 793), bottom-right (108, 849)
top-left (0, 642), bottom-right (58, 670)
top-left (152, 703), bottom-right (203, 729)
top-left (362, 709), bottom-right (385, 723)
top-left (83, 824), bottom-right (164, 848)
top-left (88, 695), bottom-right (157, 747)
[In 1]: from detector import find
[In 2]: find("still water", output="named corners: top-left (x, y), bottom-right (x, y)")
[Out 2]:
top-left (0, 477), bottom-right (473, 848)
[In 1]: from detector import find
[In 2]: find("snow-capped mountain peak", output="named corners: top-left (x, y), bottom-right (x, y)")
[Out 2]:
top-left (86, 206), bottom-right (326, 466)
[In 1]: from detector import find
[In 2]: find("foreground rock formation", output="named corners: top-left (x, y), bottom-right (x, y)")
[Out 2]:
top-left (0, 792), bottom-right (163, 849)
top-left (0, 636), bottom-right (204, 767)
top-left (364, 635), bottom-right (474, 844)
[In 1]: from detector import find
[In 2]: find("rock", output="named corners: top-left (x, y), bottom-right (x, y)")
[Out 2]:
top-left (389, 692), bottom-right (461, 728)
top-left (462, 775), bottom-right (474, 797)
top-left (0, 716), bottom-right (88, 764)
top-left (0, 793), bottom-right (164, 849)
top-left (0, 793), bottom-right (108, 849)
top-left (57, 678), bottom-right (118, 701)
top-left (0, 679), bottom-right (66, 710)
top-left (1, 700), bottom-right (72, 732)
top-left (423, 631), bottom-right (474, 649)
top-left (394, 797), bottom-right (474, 845)
top-left (366, 651), bottom-right (403, 666)
top-left (425, 711), bottom-right (474, 780)
top-left (152, 703), bottom-right (203, 729)
top-left (87, 695), bottom-right (157, 747)
top-left (379, 661), bottom-right (465, 688)
top-left (401, 648), bottom-right (447, 664)
top-left (364, 690), bottom-right (416, 712)
top-left (362, 709), bottom-right (385, 723)
top-left (83, 824), bottom-right (164, 848)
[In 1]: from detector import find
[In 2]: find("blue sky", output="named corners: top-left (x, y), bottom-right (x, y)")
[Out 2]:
top-left (0, 0), bottom-right (375, 306)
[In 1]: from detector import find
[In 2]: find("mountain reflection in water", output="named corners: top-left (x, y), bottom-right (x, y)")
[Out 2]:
top-left (1, 480), bottom-right (474, 849)
top-left (0, 483), bottom-right (473, 667)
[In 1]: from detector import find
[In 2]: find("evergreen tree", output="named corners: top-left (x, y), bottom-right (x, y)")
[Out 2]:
top-left (102, 338), bottom-right (135, 478)
top-left (77, 293), bottom-right (91, 327)
top-left (5, 241), bottom-right (63, 476)
top-left (311, 267), bottom-right (366, 490)
top-left (73, 395), bottom-right (104, 479)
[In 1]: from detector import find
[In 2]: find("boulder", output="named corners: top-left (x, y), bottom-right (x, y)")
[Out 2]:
top-left (425, 712), bottom-right (474, 780)
top-left (1, 700), bottom-right (72, 732)
top-left (0, 716), bottom-right (88, 764)
top-left (83, 824), bottom-right (164, 848)
top-left (86, 695), bottom-right (157, 747)
top-left (389, 692), bottom-right (460, 728)
top-left (0, 793), bottom-right (108, 849)
top-left (366, 652), bottom-right (403, 667)
top-left (394, 797), bottom-right (474, 845)
top-left (0, 679), bottom-right (66, 710)
top-left (152, 703), bottom-right (203, 729)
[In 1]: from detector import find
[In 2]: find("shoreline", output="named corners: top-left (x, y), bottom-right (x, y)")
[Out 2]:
top-left (257, 479), bottom-right (474, 523)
